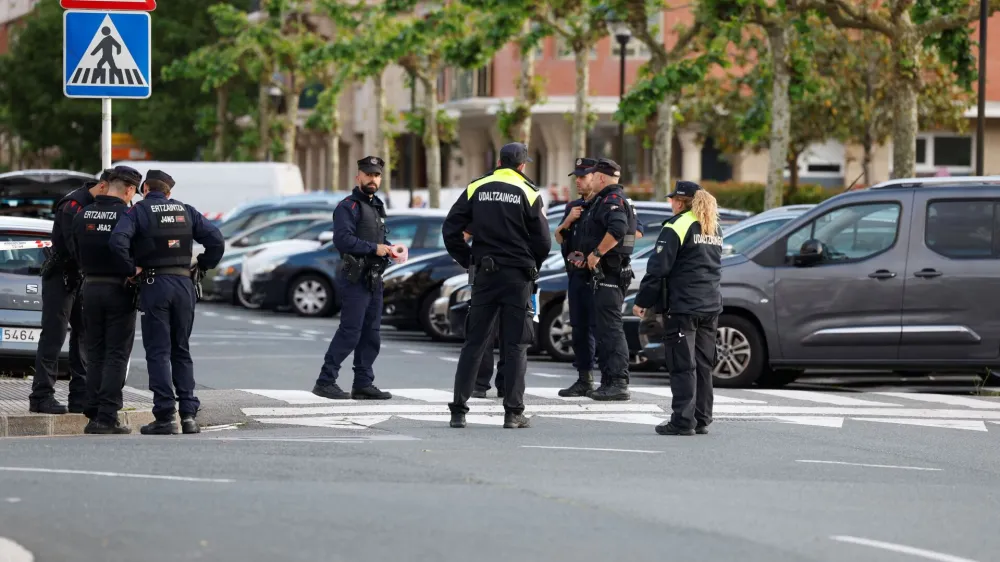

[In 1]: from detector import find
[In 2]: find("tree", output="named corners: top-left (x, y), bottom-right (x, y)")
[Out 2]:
top-left (610, 0), bottom-right (717, 200)
top-left (796, 0), bottom-right (1000, 178)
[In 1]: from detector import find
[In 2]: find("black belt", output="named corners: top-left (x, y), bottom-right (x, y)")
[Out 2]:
top-left (85, 275), bottom-right (127, 284)
top-left (144, 266), bottom-right (191, 276)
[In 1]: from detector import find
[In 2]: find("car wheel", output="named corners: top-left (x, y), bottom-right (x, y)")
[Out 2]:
top-left (756, 368), bottom-right (803, 388)
top-left (288, 274), bottom-right (337, 317)
top-left (713, 314), bottom-right (766, 388)
top-left (540, 301), bottom-right (574, 362)
top-left (235, 278), bottom-right (261, 310)
top-left (419, 287), bottom-right (453, 342)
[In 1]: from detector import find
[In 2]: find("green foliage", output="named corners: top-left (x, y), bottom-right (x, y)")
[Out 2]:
top-left (912, 0), bottom-right (977, 88)
top-left (401, 109), bottom-right (459, 145)
top-left (703, 181), bottom-right (839, 212)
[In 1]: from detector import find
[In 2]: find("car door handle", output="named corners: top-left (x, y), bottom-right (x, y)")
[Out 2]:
top-left (914, 269), bottom-right (942, 279)
top-left (868, 270), bottom-right (896, 279)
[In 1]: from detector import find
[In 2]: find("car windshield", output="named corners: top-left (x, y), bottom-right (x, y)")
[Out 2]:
top-left (0, 233), bottom-right (48, 275)
top-left (724, 217), bottom-right (796, 255)
top-left (219, 218), bottom-right (250, 239)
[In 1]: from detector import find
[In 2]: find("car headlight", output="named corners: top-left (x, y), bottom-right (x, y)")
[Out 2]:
top-left (454, 286), bottom-right (471, 303)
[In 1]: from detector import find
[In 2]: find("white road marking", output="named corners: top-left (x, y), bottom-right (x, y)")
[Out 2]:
top-left (744, 389), bottom-right (902, 406)
top-left (201, 310), bottom-right (219, 317)
top-left (200, 424), bottom-right (241, 432)
top-left (275, 325), bottom-right (293, 330)
top-left (629, 386), bottom-right (768, 404)
top-left (240, 389), bottom-right (358, 404)
top-left (524, 387), bottom-right (590, 401)
top-left (851, 418), bottom-right (988, 431)
top-left (387, 389), bottom-right (489, 403)
top-left (211, 435), bottom-right (419, 442)
top-left (0, 537), bottom-right (33, 562)
top-left (830, 536), bottom-right (979, 562)
top-left (256, 416), bottom-right (391, 428)
top-left (398, 414), bottom-right (504, 426)
top-left (243, 403), bottom-right (664, 416)
top-left (529, 372), bottom-right (568, 378)
top-left (224, 315), bottom-right (242, 321)
top-left (873, 392), bottom-right (1000, 409)
top-left (250, 319), bottom-right (268, 325)
top-left (522, 446), bottom-right (662, 454)
top-left (438, 356), bottom-right (459, 363)
top-left (4, 498), bottom-right (20, 503)
top-left (401, 349), bottom-right (424, 355)
top-left (539, 413), bottom-right (667, 425)
top-left (0, 467), bottom-right (234, 483)
top-left (711, 406), bottom-right (1000, 419)
top-left (773, 416), bottom-right (844, 427)
top-left (301, 330), bottom-right (325, 335)
top-left (798, 460), bottom-right (941, 471)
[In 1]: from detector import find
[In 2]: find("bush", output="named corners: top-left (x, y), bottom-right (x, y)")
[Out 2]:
top-left (624, 180), bottom-right (842, 213)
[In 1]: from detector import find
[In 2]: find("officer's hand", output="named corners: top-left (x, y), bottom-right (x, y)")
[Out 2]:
top-left (633, 305), bottom-right (646, 318)
top-left (134, 266), bottom-right (143, 276)
top-left (375, 244), bottom-right (392, 257)
top-left (564, 206), bottom-right (583, 224)
top-left (587, 252), bottom-right (600, 270)
top-left (636, 231), bottom-right (643, 239)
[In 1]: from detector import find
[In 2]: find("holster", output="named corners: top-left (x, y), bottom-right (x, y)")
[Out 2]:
top-left (126, 278), bottom-right (140, 310)
top-left (191, 267), bottom-right (205, 301)
top-left (590, 266), bottom-right (605, 292)
top-left (342, 254), bottom-right (365, 284)
top-left (364, 258), bottom-right (387, 292)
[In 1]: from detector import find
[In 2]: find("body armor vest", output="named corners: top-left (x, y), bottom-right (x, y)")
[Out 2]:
top-left (76, 197), bottom-right (129, 276)
top-left (582, 187), bottom-right (638, 257)
top-left (348, 193), bottom-right (387, 254)
top-left (134, 198), bottom-right (194, 268)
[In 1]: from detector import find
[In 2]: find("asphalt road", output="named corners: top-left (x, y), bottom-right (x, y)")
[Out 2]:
top-left (2, 302), bottom-right (1000, 562)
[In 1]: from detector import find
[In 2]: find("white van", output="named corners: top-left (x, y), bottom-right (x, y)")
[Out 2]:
top-left (110, 161), bottom-right (305, 216)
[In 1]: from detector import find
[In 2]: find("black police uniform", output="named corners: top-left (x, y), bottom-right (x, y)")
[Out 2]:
top-left (442, 142), bottom-right (551, 429)
top-left (109, 170), bottom-right (225, 435)
top-left (578, 158), bottom-right (637, 401)
top-left (634, 181), bottom-right (723, 436)
top-left (27, 170), bottom-right (111, 414)
top-left (473, 333), bottom-right (504, 398)
top-left (72, 166), bottom-right (142, 434)
top-left (312, 156), bottom-right (393, 401)
top-left (556, 157), bottom-right (600, 397)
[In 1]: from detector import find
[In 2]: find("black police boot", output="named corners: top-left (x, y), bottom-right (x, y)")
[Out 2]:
top-left (588, 378), bottom-right (630, 401)
top-left (29, 397), bottom-right (68, 415)
top-left (181, 415), bottom-right (200, 435)
top-left (471, 390), bottom-right (488, 399)
top-left (140, 419), bottom-right (179, 435)
top-left (351, 385), bottom-right (392, 400)
top-left (695, 424), bottom-right (709, 435)
top-left (655, 421), bottom-right (695, 436)
top-left (450, 411), bottom-right (466, 428)
top-left (558, 371), bottom-right (594, 397)
top-left (312, 382), bottom-right (350, 400)
top-left (503, 412), bottom-right (530, 429)
top-left (67, 396), bottom-right (86, 414)
top-left (85, 418), bottom-right (131, 435)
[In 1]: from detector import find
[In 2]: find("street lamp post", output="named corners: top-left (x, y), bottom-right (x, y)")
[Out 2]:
top-left (609, 21), bottom-right (632, 172)
top-left (409, 73), bottom-right (417, 208)
top-left (976, 0), bottom-right (987, 176)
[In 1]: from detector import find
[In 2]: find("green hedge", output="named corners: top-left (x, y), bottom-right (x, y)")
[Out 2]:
top-left (623, 181), bottom-right (842, 213)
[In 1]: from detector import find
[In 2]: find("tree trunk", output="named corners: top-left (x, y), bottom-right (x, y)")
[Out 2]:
top-left (653, 96), bottom-right (675, 200)
top-left (513, 21), bottom-right (536, 145)
top-left (256, 76), bottom-right (271, 161)
top-left (327, 128), bottom-right (340, 192)
top-left (787, 149), bottom-right (800, 195)
top-left (765, 25), bottom-right (791, 210)
top-left (282, 73), bottom-right (300, 165)
top-left (891, 28), bottom-right (920, 179)
top-left (570, 45), bottom-right (589, 200)
top-left (421, 73), bottom-right (442, 208)
top-left (373, 71), bottom-right (391, 200)
top-left (214, 84), bottom-right (228, 162)
top-left (862, 130), bottom-right (873, 187)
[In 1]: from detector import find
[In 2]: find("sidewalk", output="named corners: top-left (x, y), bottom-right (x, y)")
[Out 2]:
top-left (0, 378), bottom-right (251, 437)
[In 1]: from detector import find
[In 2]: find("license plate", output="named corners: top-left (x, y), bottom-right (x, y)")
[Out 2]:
top-left (1, 327), bottom-right (41, 343)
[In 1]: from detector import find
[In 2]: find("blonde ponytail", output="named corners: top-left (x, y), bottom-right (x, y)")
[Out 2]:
top-left (690, 190), bottom-right (719, 237)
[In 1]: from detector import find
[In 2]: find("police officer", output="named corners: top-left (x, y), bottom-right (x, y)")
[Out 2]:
top-left (473, 333), bottom-right (504, 399)
top-left (109, 170), bottom-right (225, 435)
top-left (554, 157), bottom-right (600, 397)
top-left (311, 156), bottom-right (394, 401)
top-left (633, 181), bottom-right (723, 436)
top-left (443, 142), bottom-right (551, 429)
top-left (28, 169), bottom-right (112, 414)
top-left (72, 166), bottom-right (141, 434)
top-left (578, 158), bottom-right (637, 401)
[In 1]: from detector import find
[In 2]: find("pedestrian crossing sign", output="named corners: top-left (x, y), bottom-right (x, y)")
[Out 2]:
top-left (63, 10), bottom-right (151, 99)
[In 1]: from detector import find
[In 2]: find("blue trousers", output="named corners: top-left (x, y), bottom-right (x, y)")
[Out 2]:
top-left (317, 276), bottom-right (382, 389)
top-left (567, 272), bottom-right (597, 373)
top-left (139, 274), bottom-right (199, 420)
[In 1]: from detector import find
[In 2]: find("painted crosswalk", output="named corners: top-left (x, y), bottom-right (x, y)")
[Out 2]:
top-left (236, 387), bottom-right (1000, 432)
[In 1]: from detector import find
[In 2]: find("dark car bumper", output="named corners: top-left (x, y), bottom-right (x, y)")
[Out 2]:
top-left (249, 273), bottom-right (289, 309)
top-left (206, 273), bottom-right (238, 302)
top-left (381, 287), bottom-right (421, 328)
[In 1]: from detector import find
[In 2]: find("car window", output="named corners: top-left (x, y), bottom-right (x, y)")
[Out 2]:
top-left (292, 222), bottom-right (333, 240)
top-left (786, 203), bottom-right (901, 262)
top-left (243, 209), bottom-right (295, 231)
top-left (218, 216), bottom-right (251, 238)
top-left (387, 220), bottom-right (420, 248)
top-left (925, 200), bottom-right (996, 259)
top-left (242, 219), bottom-right (320, 246)
top-left (420, 219), bottom-right (449, 249)
top-left (726, 218), bottom-right (791, 255)
top-left (0, 233), bottom-right (48, 275)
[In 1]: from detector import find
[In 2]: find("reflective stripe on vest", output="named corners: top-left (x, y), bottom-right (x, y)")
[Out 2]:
top-left (667, 212), bottom-right (698, 243)
top-left (466, 169), bottom-right (539, 206)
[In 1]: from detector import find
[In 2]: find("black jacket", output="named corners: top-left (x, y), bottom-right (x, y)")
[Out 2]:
top-left (443, 167), bottom-right (551, 270)
top-left (578, 185), bottom-right (635, 257)
top-left (635, 210), bottom-right (723, 315)
top-left (53, 187), bottom-right (95, 273)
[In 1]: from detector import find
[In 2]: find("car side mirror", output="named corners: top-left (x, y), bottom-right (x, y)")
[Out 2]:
top-left (793, 239), bottom-right (826, 266)
top-left (318, 231), bottom-right (333, 243)
top-left (722, 243), bottom-right (734, 256)
top-left (235, 237), bottom-right (250, 247)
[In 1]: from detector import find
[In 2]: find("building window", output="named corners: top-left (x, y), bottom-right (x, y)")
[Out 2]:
top-left (787, 140), bottom-right (844, 179)
top-left (611, 12), bottom-right (661, 58)
top-left (911, 133), bottom-right (974, 175)
top-left (448, 66), bottom-right (491, 101)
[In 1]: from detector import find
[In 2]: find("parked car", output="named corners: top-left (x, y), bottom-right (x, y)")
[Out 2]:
top-left (245, 210), bottom-right (448, 317)
top-left (215, 193), bottom-right (346, 240)
top-left (635, 176), bottom-right (1000, 387)
top-left (0, 169), bottom-right (95, 221)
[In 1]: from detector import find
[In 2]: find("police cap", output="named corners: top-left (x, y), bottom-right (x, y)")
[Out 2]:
top-left (499, 142), bottom-right (533, 167)
top-left (358, 156), bottom-right (385, 174)
top-left (110, 165), bottom-right (142, 187)
top-left (568, 157), bottom-right (598, 177)
top-left (584, 158), bottom-right (621, 178)
top-left (144, 169), bottom-right (175, 188)
top-left (667, 180), bottom-right (702, 198)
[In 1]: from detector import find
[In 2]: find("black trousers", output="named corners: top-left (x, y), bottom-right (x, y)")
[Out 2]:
top-left (594, 279), bottom-right (629, 385)
top-left (30, 273), bottom-right (87, 405)
top-left (474, 327), bottom-right (504, 393)
top-left (140, 275), bottom-right (199, 420)
top-left (664, 313), bottom-right (719, 430)
top-left (450, 270), bottom-right (532, 415)
top-left (82, 280), bottom-right (137, 424)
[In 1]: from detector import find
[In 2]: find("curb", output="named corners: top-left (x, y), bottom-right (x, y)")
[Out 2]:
top-left (0, 410), bottom-right (155, 437)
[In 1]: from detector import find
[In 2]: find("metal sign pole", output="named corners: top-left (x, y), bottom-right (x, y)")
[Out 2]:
top-left (101, 97), bottom-right (112, 170)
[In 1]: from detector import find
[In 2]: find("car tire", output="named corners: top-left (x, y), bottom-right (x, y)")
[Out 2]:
top-left (235, 278), bottom-right (261, 310)
top-left (713, 314), bottom-right (766, 388)
top-left (288, 274), bottom-right (337, 317)
top-left (756, 368), bottom-right (803, 388)
top-left (419, 287), bottom-right (454, 342)
top-left (540, 300), bottom-right (574, 362)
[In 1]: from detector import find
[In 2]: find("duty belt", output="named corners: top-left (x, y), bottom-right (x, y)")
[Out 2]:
top-left (145, 266), bottom-right (191, 277)
top-left (84, 275), bottom-right (128, 284)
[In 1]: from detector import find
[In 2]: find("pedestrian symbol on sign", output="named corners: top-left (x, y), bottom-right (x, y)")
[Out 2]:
top-left (68, 16), bottom-right (145, 87)
top-left (63, 10), bottom-right (151, 99)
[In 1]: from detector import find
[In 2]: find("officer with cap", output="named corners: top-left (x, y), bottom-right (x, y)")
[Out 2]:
top-left (311, 156), bottom-right (394, 401)
top-left (72, 165), bottom-right (141, 434)
top-left (109, 169), bottom-right (225, 435)
top-left (554, 157), bottom-right (600, 397)
top-left (28, 169), bottom-right (112, 415)
top-left (443, 142), bottom-right (551, 429)
top-left (578, 158), bottom-right (638, 401)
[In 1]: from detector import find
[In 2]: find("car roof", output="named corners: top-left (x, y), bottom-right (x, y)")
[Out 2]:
top-left (0, 216), bottom-right (54, 232)
top-left (229, 213), bottom-right (330, 238)
top-left (867, 175), bottom-right (1000, 190)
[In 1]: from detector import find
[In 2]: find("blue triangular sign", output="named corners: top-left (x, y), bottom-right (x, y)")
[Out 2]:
top-left (63, 10), bottom-right (151, 99)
